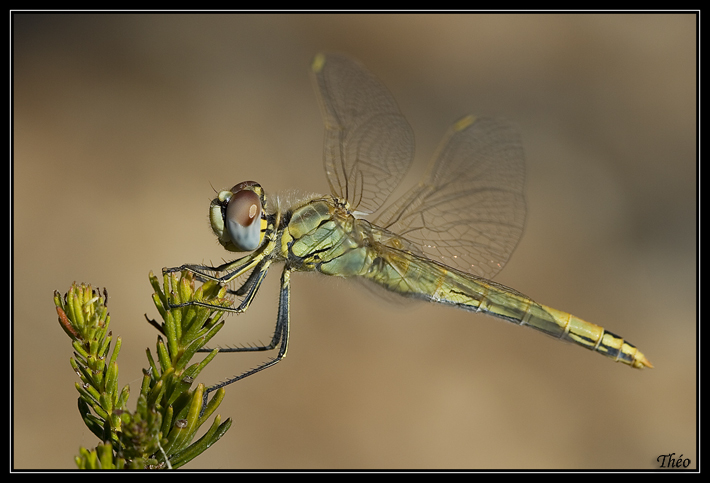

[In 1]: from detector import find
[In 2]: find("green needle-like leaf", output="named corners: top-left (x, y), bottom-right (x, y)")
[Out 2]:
top-left (170, 415), bottom-right (232, 469)
top-left (58, 272), bottom-right (233, 469)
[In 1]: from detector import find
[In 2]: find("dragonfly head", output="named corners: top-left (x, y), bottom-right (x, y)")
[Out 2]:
top-left (209, 181), bottom-right (268, 252)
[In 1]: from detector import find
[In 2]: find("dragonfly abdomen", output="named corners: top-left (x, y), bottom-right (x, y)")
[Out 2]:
top-left (470, 281), bottom-right (653, 369)
top-left (364, 250), bottom-right (652, 369)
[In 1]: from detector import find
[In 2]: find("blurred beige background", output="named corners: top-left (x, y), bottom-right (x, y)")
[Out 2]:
top-left (13, 14), bottom-right (696, 469)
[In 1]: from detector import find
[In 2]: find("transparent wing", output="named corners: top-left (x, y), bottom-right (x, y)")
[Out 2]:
top-left (311, 53), bottom-right (414, 214)
top-left (372, 115), bottom-right (526, 280)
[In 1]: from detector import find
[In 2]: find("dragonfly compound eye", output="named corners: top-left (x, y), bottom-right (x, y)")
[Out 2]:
top-left (225, 188), bottom-right (263, 251)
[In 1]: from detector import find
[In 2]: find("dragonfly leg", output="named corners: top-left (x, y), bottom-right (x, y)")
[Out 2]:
top-left (201, 267), bottom-right (292, 411)
top-left (194, 262), bottom-right (273, 352)
top-left (162, 252), bottom-right (260, 284)
top-left (227, 261), bottom-right (266, 297)
top-left (169, 257), bottom-right (271, 314)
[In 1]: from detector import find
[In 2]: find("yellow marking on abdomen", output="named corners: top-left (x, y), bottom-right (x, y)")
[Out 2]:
top-left (540, 304), bottom-right (653, 369)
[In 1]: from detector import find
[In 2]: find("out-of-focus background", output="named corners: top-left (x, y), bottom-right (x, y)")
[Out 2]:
top-left (13, 14), bottom-right (696, 469)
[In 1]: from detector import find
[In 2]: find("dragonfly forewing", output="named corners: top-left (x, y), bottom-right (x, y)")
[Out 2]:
top-left (311, 53), bottom-right (414, 215)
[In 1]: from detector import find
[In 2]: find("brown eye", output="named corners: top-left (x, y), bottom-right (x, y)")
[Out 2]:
top-left (225, 188), bottom-right (263, 251)
top-left (227, 190), bottom-right (261, 226)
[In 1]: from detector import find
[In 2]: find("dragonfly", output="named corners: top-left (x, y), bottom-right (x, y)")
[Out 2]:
top-left (165, 53), bottom-right (652, 403)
